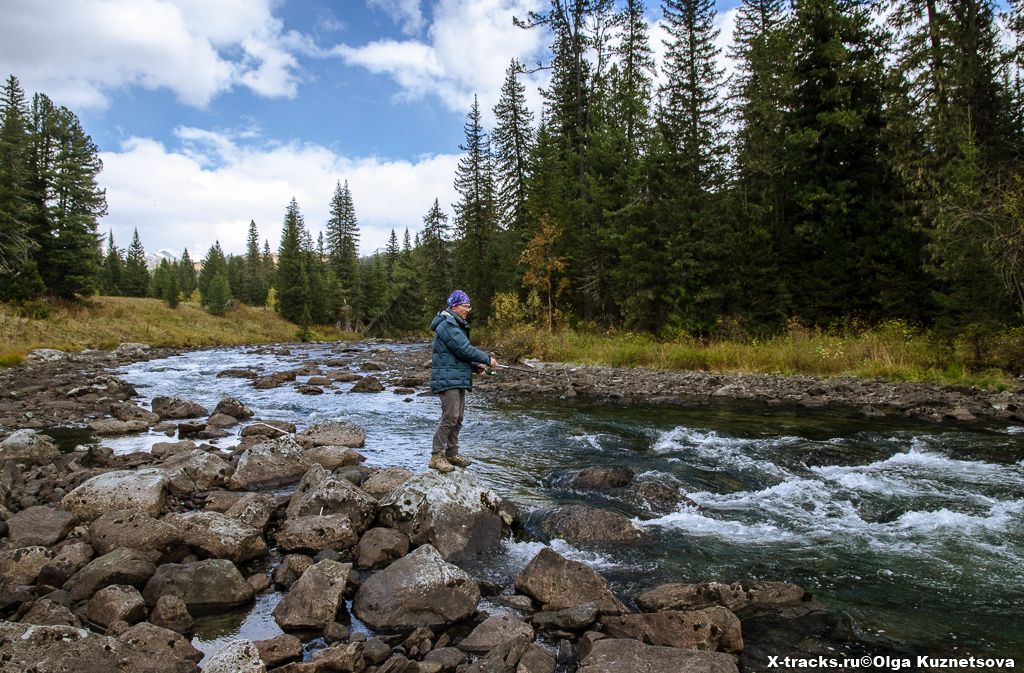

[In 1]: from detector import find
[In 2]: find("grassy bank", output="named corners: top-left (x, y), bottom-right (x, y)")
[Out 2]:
top-left (484, 321), bottom-right (1022, 389)
top-left (0, 296), bottom-right (353, 366)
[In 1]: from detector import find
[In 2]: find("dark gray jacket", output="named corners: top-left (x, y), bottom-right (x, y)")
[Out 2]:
top-left (430, 310), bottom-right (490, 393)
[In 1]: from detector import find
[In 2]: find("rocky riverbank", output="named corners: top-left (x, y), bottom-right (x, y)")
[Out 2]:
top-left (0, 341), bottom-right (1017, 673)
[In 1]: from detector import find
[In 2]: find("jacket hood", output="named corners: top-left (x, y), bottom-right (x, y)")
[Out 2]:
top-left (431, 310), bottom-right (456, 331)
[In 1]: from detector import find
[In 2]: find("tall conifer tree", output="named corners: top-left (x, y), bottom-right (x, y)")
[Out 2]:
top-left (122, 228), bottom-right (150, 297)
top-left (275, 198), bottom-right (310, 323)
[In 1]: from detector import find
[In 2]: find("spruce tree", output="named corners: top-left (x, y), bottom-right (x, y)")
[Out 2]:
top-left (122, 228), bottom-right (150, 297)
top-left (275, 198), bottom-right (310, 323)
top-left (418, 198), bottom-right (453, 309)
top-left (178, 248), bottom-right (197, 297)
top-left (325, 180), bottom-right (359, 296)
top-left (492, 59), bottom-right (535, 237)
top-left (261, 239), bottom-right (276, 301)
top-left (164, 267), bottom-right (180, 308)
top-left (205, 273), bottom-right (231, 316)
top-left (151, 258), bottom-right (172, 299)
top-left (198, 241), bottom-right (228, 306)
top-left (242, 220), bottom-right (267, 305)
top-left (99, 231), bottom-right (123, 296)
top-left (453, 95), bottom-right (498, 316)
top-left (0, 75), bottom-right (35, 287)
top-left (385, 229), bottom-right (400, 283)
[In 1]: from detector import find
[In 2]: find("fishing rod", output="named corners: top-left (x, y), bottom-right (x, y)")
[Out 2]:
top-left (487, 363), bottom-right (567, 380)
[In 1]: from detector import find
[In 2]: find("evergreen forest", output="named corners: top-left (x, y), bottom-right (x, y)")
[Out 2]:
top-left (2, 0), bottom-right (1023, 353)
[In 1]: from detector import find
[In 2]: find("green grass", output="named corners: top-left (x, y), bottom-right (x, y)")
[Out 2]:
top-left (0, 296), bottom-right (356, 364)
top-left (482, 321), bottom-right (1019, 389)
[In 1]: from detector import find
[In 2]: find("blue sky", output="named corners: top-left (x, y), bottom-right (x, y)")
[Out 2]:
top-left (0, 1), bottom-right (744, 258)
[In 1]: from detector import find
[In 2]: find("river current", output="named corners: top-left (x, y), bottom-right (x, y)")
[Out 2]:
top-left (103, 342), bottom-right (1024, 662)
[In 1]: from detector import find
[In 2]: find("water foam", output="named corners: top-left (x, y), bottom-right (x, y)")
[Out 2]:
top-left (502, 539), bottom-right (623, 572)
top-left (652, 426), bottom-right (799, 479)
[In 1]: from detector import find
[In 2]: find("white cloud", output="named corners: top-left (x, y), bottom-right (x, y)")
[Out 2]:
top-left (332, 0), bottom-right (547, 120)
top-left (0, 0), bottom-right (305, 109)
top-left (368, 0), bottom-right (427, 35)
top-left (98, 129), bottom-right (459, 259)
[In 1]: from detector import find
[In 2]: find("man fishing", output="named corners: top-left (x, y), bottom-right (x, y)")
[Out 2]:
top-left (429, 289), bottom-right (498, 473)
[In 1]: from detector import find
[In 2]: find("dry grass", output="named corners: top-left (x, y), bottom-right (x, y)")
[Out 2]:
top-left (0, 296), bottom-right (354, 361)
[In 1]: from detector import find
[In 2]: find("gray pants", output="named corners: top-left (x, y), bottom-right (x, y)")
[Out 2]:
top-left (432, 388), bottom-right (465, 455)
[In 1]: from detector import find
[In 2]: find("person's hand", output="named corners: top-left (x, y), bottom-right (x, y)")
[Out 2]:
top-left (489, 356), bottom-right (499, 368)
top-left (474, 363), bottom-right (486, 373)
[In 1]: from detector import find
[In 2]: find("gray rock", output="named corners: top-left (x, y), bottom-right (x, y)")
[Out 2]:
top-left (458, 614), bottom-right (535, 654)
top-left (635, 580), bottom-right (810, 614)
top-left (577, 638), bottom-right (738, 673)
top-left (569, 466), bottom-right (634, 490)
top-left (310, 642), bottom-right (365, 672)
top-left (64, 548), bottom-right (156, 602)
top-left (465, 635), bottom-right (531, 673)
top-left (206, 412), bottom-right (239, 428)
top-left (6, 505), bottom-right (76, 547)
top-left (295, 421), bottom-right (366, 449)
top-left (214, 397), bottom-right (254, 419)
top-left (273, 560), bottom-right (352, 631)
top-left (61, 468), bottom-right (169, 520)
top-left (275, 514), bottom-right (359, 553)
top-left (36, 542), bottom-right (93, 587)
top-left (151, 396), bottom-right (208, 420)
top-left (273, 554), bottom-right (314, 589)
top-left (423, 646), bottom-right (467, 671)
top-left (353, 544), bottom-right (480, 630)
top-left (354, 527), bottom-right (410, 569)
top-left (112, 402), bottom-right (160, 424)
top-left (117, 622), bottom-right (203, 673)
top-left (149, 594), bottom-right (192, 633)
top-left (223, 492), bottom-right (278, 531)
top-left (541, 505), bottom-right (643, 546)
top-left (163, 511), bottom-right (267, 562)
top-left (0, 429), bottom-right (59, 465)
top-left (255, 633), bottom-right (302, 668)
top-left (286, 464), bottom-right (378, 533)
top-left (142, 559), bottom-right (255, 613)
top-left (531, 603), bottom-right (600, 631)
top-left (19, 598), bottom-right (82, 627)
top-left (377, 470), bottom-right (505, 561)
top-left (228, 436), bottom-right (311, 490)
top-left (202, 639), bottom-right (267, 673)
top-left (159, 449), bottom-right (233, 493)
top-left (517, 644), bottom-right (556, 673)
top-left (88, 418), bottom-right (150, 434)
top-left (25, 348), bottom-right (68, 364)
top-left (360, 466), bottom-right (413, 499)
top-left (0, 546), bottom-right (53, 584)
top-left (601, 607), bottom-right (743, 654)
top-left (304, 445), bottom-right (366, 470)
top-left (89, 510), bottom-right (186, 562)
top-left (87, 584), bottom-right (147, 628)
top-left (239, 420), bottom-right (294, 438)
top-left (150, 440), bottom-right (197, 459)
top-left (513, 547), bottom-right (627, 613)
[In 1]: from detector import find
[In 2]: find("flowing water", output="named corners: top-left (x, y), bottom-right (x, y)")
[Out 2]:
top-left (98, 343), bottom-right (1024, 662)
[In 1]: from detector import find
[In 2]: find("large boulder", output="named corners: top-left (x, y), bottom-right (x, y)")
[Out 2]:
top-left (273, 560), bottom-right (352, 631)
top-left (377, 470), bottom-right (505, 561)
top-left (0, 621), bottom-right (198, 673)
top-left (0, 430), bottom-right (59, 465)
top-left (86, 584), bottom-right (148, 628)
top-left (61, 469), bottom-right (168, 520)
top-left (600, 608), bottom-right (743, 654)
top-left (285, 465), bottom-right (378, 533)
top-left (275, 514), bottom-right (359, 553)
top-left (201, 639), bottom-right (266, 673)
top-left (353, 544), bottom-right (480, 630)
top-left (159, 450), bottom-right (233, 493)
top-left (636, 581), bottom-right (811, 616)
top-left (117, 622), bottom-right (203, 673)
top-left (142, 559), bottom-right (255, 613)
top-left (214, 397), bottom-right (254, 420)
top-left (64, 548), bottom-right (156, 602)
top-left (6, 506), bottom-right (76, 547)
top-left (354, 527), bottom-right (410, 569)
top-left (151, 396), bottom-right (207, 420)
top-left (295, 421), bottom-right (366, 449)
top-left (540, 505), bottom-right (643, 546)
top-left (228, 436), bottom-right (311, 490)
top-left (458, 614), bottom-right (535, 654)
top-left (163, 511), bottom-right (267, 562)
top-left (0, 546), bottom-right (52, 585)
top-left (577, 639), bottom-right (738, 673)
top-left (513, 547), bottom-right (627, 613)
top-left (359, 467), bottom-right (412, 499)
top-left (89, 510), bottom-right (186, 562)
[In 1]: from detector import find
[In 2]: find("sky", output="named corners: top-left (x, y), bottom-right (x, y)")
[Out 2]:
top-left (0, 0), bottom-right (742, 259)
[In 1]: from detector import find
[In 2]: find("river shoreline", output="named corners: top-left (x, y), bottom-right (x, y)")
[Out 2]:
top-left (1, 340), bottom-right (1022, 435)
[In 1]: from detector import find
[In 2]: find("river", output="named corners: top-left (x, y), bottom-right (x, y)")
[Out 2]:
top-left (102, 342), bottom-right (1024, 662)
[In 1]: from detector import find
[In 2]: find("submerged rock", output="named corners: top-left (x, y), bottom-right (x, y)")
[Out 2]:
top-left (353, 544), bottom-right (480, 630)
top-left (577, 638), bottom-right (738, 673)
top-left (540, 505), bottom-right (643, 546)
top-left (635, 580), bottom-right (810, 614)
top-left (569, 466), bottom-right (635, 490)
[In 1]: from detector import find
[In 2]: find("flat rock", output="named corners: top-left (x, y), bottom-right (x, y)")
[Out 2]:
top-left (151, 396), bottom-right (208, 420)
top-left (0, 546), bottom-right (53, 585)
top-left (255, 634), bottom-right (302, 668)
top-left (61, 468), bottom-right (168, 520)
top-left (514, 547), bottom-right (627, 613)
top-left (275, 514), bottom-right (359, 553)
top-left (164, 511), bottom-right (267, 562)
top-left (64, 548), bottom-right (156, 602)
top-left (635, 580), bottom-right (810, 615)
top-left (273, 560), bottom-right (352, 631)
top-left (531, 602), bottom-right (600, 631)
top-left (89, 510), bottom-right (186, 562)
top-left (458, 614), bottom-right (535, 654)
top-left (223, 492), bottom-right (278, 531)
top-left (112, 402), bottom-right (161, 424)
top-left (239, 421), bottom-right (294, 439)
top-left (601, 607), bottom-right (743, 654)
top-left (88, 418), bottom-right (150, 434)
top-left (304, 445), bottom-right (366, 470)
top-left (228, 436), bottom-right (311, 490)
top-left (6, 505), bottom-right (76, 547)
top-left (295, 421), bottom-right (366, 449)
top-left (578, 638), bottom-right (738, 673)
top-left (360, 466), bottom-right (412, 499)
top-left (159, 449), bottom-right (233, 493)
top-left (19, 598), bottom-right (82, 627)
top-left (353, 544), bottom-right (480, 630)
top-left (518, 644), bottom-right (556, 673)
top-left (117, 622), bottom-right (203, 673)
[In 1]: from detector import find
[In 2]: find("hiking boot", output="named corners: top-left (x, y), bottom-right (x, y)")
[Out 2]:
top-left (446, 454), bottom-right (472, 468)
top-left (429, 454), bottom-right (455, 473)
